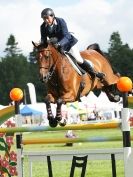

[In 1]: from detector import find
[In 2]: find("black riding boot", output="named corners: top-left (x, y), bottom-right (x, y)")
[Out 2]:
top-left (79, 60), bottom-right (105, 80)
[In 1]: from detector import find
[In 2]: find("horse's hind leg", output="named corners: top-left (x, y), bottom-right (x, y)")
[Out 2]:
top-left (44, 96), bottom-right (58, 127)
top-left (55, 98), bottom-right (66, 126)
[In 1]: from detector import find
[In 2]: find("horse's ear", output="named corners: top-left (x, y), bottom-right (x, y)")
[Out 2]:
top-left (32, 41), bottom-right (38, 48)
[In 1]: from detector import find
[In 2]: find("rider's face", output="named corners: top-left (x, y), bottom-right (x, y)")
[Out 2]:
top-left (43, 16), bottom-right (54, 25)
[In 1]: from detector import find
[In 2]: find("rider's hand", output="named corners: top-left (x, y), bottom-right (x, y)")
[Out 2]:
top-left (54, 43), bottom-right (64, 54)
top-left (48, 37), bottom-right (58, 45)
top-left (59, 47), bottom-right (65, 54)
top-left (54, 43), bottom-right (60, 49)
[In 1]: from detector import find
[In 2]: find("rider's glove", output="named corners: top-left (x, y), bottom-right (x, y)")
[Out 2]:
top-left (59, 48), bottom-right (65, 54)
top-left (54, 43), bottom-right (60, 49)
top-left (48, 37), bottom-right (58, 45)
top-left (54, 43), bottom-right (65, 54)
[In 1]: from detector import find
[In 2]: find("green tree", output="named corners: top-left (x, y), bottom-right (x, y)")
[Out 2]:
top-left (0, 34), bottom-right (48, 105)
top-left (28, 48), bottom-right (47, 102)
top-left (108, 32), bottom-right (123, 55)
top-left (0, 55), bottom-right (30, 104)
top-left (4, 34), bottom-right (21, 57)
top-left (108, 31), bottom-right (133, 79)
top-left (0, 35), bottom-right (30, 104)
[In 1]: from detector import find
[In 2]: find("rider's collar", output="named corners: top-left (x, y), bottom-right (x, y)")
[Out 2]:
top-left (45, 18), bottom-right (57, 27)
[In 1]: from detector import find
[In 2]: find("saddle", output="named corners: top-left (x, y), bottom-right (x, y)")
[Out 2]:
top-left (64, 52), bottom-right (86, 75)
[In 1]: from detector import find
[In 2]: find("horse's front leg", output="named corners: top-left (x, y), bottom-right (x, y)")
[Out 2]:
top-left (55, 98), bottom-right (66, 126)
top-left (44, 96), bottom-right (58, 127)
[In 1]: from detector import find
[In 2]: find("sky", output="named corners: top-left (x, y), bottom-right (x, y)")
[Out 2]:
top-left (0, 0), bottom-right (133, 57)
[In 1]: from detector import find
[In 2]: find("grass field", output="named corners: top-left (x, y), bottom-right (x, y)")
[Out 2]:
top-left (19, 127), bottom-right (133, 177)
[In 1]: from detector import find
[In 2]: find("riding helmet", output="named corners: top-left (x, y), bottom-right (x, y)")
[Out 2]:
top-left (41, 8), bottom-right (55, 18)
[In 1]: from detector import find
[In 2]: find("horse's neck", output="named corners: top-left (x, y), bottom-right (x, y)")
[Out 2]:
top-left (50, 48), bottom-right (62, 64)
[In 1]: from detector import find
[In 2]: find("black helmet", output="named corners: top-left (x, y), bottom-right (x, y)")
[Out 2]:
top-left (41, 8), bottom-right (55, 18)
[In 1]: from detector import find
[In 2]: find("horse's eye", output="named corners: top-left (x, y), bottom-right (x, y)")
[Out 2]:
top-left (45, 56), bottom-right (49, 60)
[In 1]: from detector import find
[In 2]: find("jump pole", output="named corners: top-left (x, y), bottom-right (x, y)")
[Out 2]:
top-left (22, 136), bottom-right (133, 145)
top-left (122, 93), bottom-right (132, 177)
top-left (117, 77), bottom-right (133, 177)
top-left (9, 88), bottom-right (24, 177)
top-left (0, 121), bottom-right (120, 133)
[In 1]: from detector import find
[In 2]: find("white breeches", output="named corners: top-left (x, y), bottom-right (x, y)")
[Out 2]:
top-left (68, 44), bottom-right (93, 67)
top-left (68, 44), bottom-right (84, 64)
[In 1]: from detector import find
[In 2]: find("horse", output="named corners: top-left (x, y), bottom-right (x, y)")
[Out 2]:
top-left (33, 42), bottom-right (120, 127)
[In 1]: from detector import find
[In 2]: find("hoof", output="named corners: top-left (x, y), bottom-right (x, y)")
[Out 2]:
top-left (55, 116), bottom-right (62, 122)
top-left (113, 95), bottom-right (120, 102)
top-left (49, 118), bottom-right (58, 127)
top-left (108, 94), bottom-right (120, 102)
top-left (59, 119), bottom-right (67, 127)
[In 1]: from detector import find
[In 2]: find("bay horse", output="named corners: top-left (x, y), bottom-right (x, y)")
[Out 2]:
top-left (33, 42), bottom-right (120, 127)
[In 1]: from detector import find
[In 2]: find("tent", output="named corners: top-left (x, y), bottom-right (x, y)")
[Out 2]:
top-left (20, 105), bottom-right (42, 116)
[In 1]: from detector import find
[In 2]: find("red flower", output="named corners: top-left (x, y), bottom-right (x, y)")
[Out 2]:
top-left (5, 120), bottom-right (12, 127)
top-left (1, 159), bottom-right (9, 168)
top-left (5, 120), bottom-right (15, 127)
top-left (9, 166), bottom-right (18, 176)
top-left (6, 136), bottom-right (14, 146)
top-left (9, 151), bottom-right (17, 162)
top-left (0, 170), bottom-right (4, 177)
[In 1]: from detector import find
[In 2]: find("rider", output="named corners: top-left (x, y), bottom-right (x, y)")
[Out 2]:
top-left (40, 8), bottom-right (105, 80)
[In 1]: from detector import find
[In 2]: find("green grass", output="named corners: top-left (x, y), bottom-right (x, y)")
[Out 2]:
top-left (23, 160), bottom-right (124, 177)
top-left (22, 128), bottom-right (125, 150)
top-left (19, 128), bottom-right (133, 177)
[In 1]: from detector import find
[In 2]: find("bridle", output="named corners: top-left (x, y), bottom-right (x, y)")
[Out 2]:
top-left (38, 48), bottom-right (60, 83)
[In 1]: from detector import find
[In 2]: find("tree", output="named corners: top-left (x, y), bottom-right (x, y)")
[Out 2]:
top-left (0, 55), bottom-right (30, 104)
top-left (108, 31), bottom-right (133, 79)
top-left (29, 47), bottom-right (37, 63)
top-left (0, 34), bottom-right (47, 104)
top-left (108, 31), bottom-right (123, 56)
top-left (0, 35), bottom-right (30, 104)
top-left (4, 34), bottom-right (21, 57)
top-left (28, 48), bottom-right (48, 102)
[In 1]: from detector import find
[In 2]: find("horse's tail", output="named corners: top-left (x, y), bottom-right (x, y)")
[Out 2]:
top-left (87, 43), bottom-right (104, 56)
top-left (87, 43), bottom-right (120, 76)
top-left (87, 43), bottom-right (113, 70)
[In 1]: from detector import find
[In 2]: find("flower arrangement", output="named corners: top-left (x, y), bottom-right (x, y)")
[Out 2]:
top-left (0, 120), bottom-right (17, 177)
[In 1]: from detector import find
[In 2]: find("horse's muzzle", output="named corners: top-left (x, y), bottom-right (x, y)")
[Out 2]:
top-left (39, 73), bottom-right (50, 83)
top-left (39, 76), bottom-right (47, 83)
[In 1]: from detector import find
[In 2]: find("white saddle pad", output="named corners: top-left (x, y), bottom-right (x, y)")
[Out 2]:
top-left (65, 53), bottom-right (93, 76)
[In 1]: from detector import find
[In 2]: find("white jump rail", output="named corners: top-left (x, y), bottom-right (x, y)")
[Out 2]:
top-left (21, 148), bottom-right (125, 177)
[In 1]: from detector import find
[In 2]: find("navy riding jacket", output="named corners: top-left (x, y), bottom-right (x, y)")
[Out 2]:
top-left (40, 17), bottom-right (78, 51)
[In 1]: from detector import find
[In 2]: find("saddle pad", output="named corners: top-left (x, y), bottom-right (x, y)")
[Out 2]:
top-left (65, 52), bottom-right (93, 75)
top-left (65, 53), bottom-right (83, 75)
